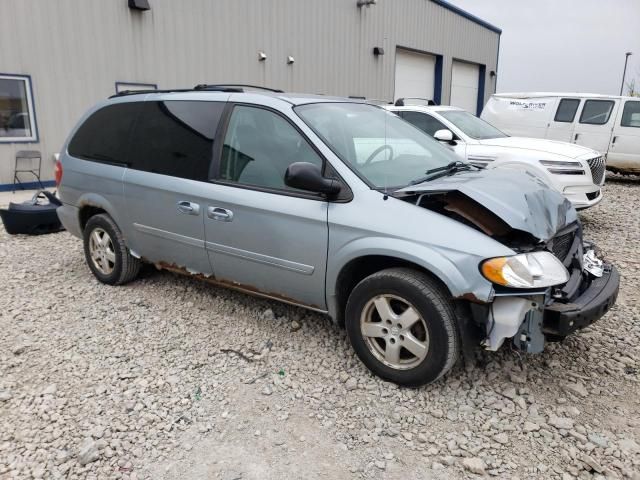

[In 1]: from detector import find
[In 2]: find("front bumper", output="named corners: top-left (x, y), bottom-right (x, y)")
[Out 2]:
top-left (563, 186), bottom-right (603, 210)
top-left (542, 264), bottom-right (619, 338)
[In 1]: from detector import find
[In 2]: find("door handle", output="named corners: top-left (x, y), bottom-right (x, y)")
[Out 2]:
top-left (177, 201), bottom-right (200, 215)
top-left (612, 136), bottom-right (618, 145)
top-left (574, 133), bottom-right (580, 142)
top-left (208, 206), bottom-right (234, 222)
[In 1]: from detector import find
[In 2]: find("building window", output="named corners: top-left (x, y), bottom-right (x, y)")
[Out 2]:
top-left (0, 74), bottom-right (37, 142)
top-left (115, 82), bottom-right (158, 94)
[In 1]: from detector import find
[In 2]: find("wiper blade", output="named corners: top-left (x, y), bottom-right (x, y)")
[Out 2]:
top-left (409, 161), bottom-right (473, 185)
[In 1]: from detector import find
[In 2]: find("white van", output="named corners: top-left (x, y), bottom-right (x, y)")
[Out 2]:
top-left (481, 93), bottom-right (640, 174)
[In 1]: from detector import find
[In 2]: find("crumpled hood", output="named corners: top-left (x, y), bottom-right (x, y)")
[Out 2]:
top-left (477, 136), bottom-right (599, 159)
top-left (398, 169), bottom-right (577, 241)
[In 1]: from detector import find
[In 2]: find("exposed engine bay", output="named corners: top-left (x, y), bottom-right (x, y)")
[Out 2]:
top-left (394, 183), bottom-right (618, 354)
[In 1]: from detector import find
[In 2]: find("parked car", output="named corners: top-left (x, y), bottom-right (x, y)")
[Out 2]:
top-left (481, 92), bottom-right (640, 175)
top-left (56, 86), bottom-right (619, 386)
top-left (387, 103), bottom-right (605, 209)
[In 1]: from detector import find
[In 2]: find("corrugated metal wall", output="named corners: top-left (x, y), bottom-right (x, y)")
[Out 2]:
top-left (0, 0), bottom-right (499, 185)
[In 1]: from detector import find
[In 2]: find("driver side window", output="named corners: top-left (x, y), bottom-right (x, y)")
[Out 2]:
top-left (400, 111), bottom-right (448, 137)
top-left (220, 106), bottom-right (323, 191)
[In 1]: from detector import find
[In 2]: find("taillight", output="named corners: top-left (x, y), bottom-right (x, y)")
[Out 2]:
top-left (54, 159), bottom-right (63, 186)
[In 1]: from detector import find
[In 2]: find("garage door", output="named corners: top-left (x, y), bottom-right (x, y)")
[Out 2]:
top-left (394, 49), bottom-right (435, 102)
top-left (450, 61), bottom-right (479, 113)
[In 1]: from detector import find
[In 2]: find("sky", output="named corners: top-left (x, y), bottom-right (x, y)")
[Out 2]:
top-left (450, 0), bottom-right (640, 95)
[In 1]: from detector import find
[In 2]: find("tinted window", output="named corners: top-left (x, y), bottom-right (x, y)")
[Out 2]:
top-left (68, 102), bottom-right (139, 164)
top-left (129, 101), bottom-right (224, 181)
top-left (400, 111), bottom-right (448, 137)
top-left (220, 106), bottom-right (323, 191)
top-left (554, 98), bottom-right (580, 123)
top-left (579, 100), bottom-right (615, 125)
top-left (621, 101), bottom-right (640, 128)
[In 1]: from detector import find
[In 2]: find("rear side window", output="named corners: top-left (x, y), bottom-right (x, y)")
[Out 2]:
top-left (579, 100), bottom-right (614, 125)
top-left (68, 103), bottom-right (139, 164)
top-left (129, 101), bottom-right (224, 181)
top-left (400, 111), bottom-right (448, 137)
top-left (621, 101), bottom-right (640, 127)
top-left (554, 98), bottom-right (580, 123)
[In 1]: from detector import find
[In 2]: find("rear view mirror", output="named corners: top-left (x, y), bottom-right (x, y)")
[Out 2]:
top-left (434, 129), bottom-right (454, 143)
top-left (285, 162), bottom-right (341, 196)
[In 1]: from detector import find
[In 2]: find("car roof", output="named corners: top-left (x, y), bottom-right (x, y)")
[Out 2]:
top-left (493, 92), bottom-right (633, 100)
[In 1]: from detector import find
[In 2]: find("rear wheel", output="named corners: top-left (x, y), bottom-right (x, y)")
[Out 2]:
top-left (83, 214), bottom-right (141, 285)
top-left (345, 268), bottom-right (460, 386)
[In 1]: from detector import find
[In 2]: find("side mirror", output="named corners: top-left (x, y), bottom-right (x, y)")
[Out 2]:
top-left (285, 162), bottom-right (341, 196)
top-left (434, 129), bottom-right (455, 143)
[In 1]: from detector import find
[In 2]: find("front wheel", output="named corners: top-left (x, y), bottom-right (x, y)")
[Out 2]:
top-left (345, 268), bottom-right (460, 387)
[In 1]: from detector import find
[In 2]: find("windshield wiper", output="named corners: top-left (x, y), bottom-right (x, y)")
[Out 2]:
top-left (409, 160), bottom-right (473, 185)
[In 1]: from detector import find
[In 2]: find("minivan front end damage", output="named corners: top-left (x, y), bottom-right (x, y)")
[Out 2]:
top-left (396, 169), bottom-right (619, 353)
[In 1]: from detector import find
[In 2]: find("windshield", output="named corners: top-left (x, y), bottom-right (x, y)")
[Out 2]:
top-left (295, 102), bottom-right (460, 189)
top-left (439, 110), bottom-right (507, 140)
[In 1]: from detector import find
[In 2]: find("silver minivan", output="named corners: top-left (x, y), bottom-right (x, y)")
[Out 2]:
top-left (56, 85), bottom-right (619, 386)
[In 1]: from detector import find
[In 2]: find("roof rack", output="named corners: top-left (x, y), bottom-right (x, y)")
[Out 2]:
top-left (109, 83), bottom-right (284, 99)
top-left (364, 98), bottom-right (394, 105)
top-left (194, 84), bottom-right (284, 93)
top-left (394, 97), bottom-right (438, 106)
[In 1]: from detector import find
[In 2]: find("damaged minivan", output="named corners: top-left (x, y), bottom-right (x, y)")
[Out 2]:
top-left (56, 87), bottom-right (620, 386)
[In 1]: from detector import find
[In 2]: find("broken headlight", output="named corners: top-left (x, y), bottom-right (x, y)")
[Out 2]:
top-left (481, 252), bottom-right (569, 288)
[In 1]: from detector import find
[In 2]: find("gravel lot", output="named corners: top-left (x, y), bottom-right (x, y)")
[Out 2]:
top-left (1, 175), bottom-right (639, 480)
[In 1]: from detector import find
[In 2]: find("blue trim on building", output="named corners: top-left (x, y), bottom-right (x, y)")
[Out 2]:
top-left (477, 64), bottom-right (486, 116)
top-left (0, 72), bottom-right (39, 144)
top-left (0, 180), bottom-right (55, 192)
top-left (430, 0), bottom-right (502, 34)
top-left (434, 55), bottom-right (443, 105)
top-left (115, 81), bottom-right (158, 93)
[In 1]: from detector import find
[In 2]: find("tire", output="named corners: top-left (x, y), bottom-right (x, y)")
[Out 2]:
top-left (83, 213), bottom-right (141, 285)
top-left (345, 267), bottom-right (460, 387)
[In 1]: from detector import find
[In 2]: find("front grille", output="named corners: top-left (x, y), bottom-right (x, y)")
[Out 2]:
top-left (587, 156), bottom-right (605, 184)
top-left (550, 231), bottom-right (574, 261)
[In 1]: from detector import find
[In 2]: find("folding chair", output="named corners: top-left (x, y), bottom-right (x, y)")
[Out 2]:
top-left (13, 150), bottom-right (43, 192)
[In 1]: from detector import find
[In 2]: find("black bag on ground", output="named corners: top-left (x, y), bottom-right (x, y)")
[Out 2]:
top-left (0, 191), bottom-right (65, 235)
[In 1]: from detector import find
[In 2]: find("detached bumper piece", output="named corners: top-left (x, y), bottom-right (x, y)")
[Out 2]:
top-left (543, 264), bottom-right (619, 338)
top-left (0, 191), bottom-right (64, 235)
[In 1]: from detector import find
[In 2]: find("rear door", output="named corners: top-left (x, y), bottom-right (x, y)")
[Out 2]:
top-left (608, 99), bottom-right (640, 171)
top-left (204, 104), bottom-right (329, 309)
top-left (546, 97), bottom-right (580, 142)
top-left (572, 99), bottom-right (620, 154)
top-left (123, 99), bottom-right (225, 275)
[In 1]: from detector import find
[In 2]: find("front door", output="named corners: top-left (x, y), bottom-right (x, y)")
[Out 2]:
top-left (607, 99), bottom-right (640, 171)
top-left (573, 99), bottom-right (620, 154)
top-left (399, 111), bottom-right (467, 159)
top-left (204, 105), bottom-right (329, 309)
top-left (123, 100), bottom-right (226, 275)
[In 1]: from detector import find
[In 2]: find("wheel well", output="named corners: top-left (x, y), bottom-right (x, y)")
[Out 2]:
top-left (333, 255), bottom-right (451, 325)
top-left (79, 206), bottom-right (107, 231)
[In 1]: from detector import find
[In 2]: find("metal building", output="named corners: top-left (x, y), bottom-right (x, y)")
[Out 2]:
top-left (0, 0), bottom-right (500, 189)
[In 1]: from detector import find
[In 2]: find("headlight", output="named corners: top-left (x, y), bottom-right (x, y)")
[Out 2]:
top-left (481, 251), bottom-right (569, 288)
top-left (539, 160), bottom-right (585, 175)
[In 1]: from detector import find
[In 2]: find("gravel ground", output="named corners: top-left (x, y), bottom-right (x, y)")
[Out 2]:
top-left (1, 175), bottom-right (639, 480)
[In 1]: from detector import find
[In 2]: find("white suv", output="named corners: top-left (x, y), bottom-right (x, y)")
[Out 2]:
top-left (387, 104), bottom-right (605, 209)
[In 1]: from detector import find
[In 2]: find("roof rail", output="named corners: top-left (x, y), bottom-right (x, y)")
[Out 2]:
top-left (109, 83), bottom-right (284, 99)
top-left (109, 88), bottom-right (193, 98)
top-left (194, 84), bottom-right (284, 93)
top-left (394, 97), bottom-right (437, 106)
top-left (364, 98), bottom-right (393, 105)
